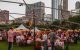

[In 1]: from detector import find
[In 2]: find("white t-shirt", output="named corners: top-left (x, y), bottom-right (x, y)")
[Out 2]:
top-left (42, 34), bottom-right (47, 40)
top-left (20, 35), bottom-right (24, 40)
top-left (16, 36), bottom-right (21, 42)
top-left (27, 40), bottom-right (32, 44)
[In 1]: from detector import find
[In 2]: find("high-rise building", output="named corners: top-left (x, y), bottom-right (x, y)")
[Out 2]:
top-left (52, 0), bottom-right (59, 21)
top-left (25, 2), bottom-right (45, 22)
top-left (75, 1), bottom-right (80, 15)
top-left (52, 0), bottom-right (69, 20)
top-left (61, 0), bottom-right (70, 19)
top-left (75, 1), bottom-right (80, 9)
top-left (0, 10), bottom-right (9, 23)
top-left (63, 0), bottom-right (68, 10)
top-left (15, 2), bottom-right (45, 23)
top-left (70, 1), bottom-right (80, 16)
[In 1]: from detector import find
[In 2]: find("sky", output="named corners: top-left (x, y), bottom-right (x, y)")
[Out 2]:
top-left (0, 0), bottom-right (80, 20)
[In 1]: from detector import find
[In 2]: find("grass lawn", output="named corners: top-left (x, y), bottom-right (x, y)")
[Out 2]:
top-left (69, 41), bottom-right (80, 50)
top-left (0, 41), bottom-right (80, 50)
top-left (0, 41), bottom-right (34, 50)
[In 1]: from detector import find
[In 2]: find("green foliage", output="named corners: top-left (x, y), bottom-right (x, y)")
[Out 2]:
top-left (0, 16), bottom-right (80, 30)
top-left (68, 15), bottom-right (80, 23)
top-left (68, 15), bottom-right (80, 29)
top-left (0, 23), bottom-right (20, 30)
top-left (52, 19), bottom-right (60, 25)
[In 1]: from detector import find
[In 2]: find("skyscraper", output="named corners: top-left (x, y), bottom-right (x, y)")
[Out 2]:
top-left (52, 0), bottom-right (59, 21)
top-left (52, 0), bottom-right (68, 20)
top-left (15, 2), bottom-right (45, 23)
top-left (75, 1), bottom-right (80, 9)
top-left (63, 0), bottom-right (68, 10)
top-left (0, 10), bottom-right (9, 23)
top-left (75, 1), bottom-right (80, 15)
top-left (60, 0), bottom-right (69, 19)
top-left (25, 2), bottom-right (45, 21)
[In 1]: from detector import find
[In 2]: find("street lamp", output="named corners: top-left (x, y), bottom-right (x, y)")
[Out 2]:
top-left (32, 9), bottom-right (36, 50)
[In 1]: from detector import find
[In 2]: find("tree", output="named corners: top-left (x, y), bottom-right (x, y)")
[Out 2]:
top-left (52, 19), bottom-right (60, 25)
top-left (68, 15), bottom-right (80, 23)
top-left (68, 15), bottom-right (80, 29)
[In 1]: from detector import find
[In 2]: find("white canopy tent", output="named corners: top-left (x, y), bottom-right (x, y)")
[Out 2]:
top-left (15, 24), bottom-right (29, 31)
top-left (31, 27), bottom-right (40, 32)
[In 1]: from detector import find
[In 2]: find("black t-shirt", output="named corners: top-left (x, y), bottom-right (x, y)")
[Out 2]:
top-left (28, 32), bottom-right (31, 36)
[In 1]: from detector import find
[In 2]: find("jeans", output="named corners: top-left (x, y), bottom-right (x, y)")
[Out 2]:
top-left (8, 42), bottom-right (13, 50)
top-left (51, 42), bottom-right (55, 50)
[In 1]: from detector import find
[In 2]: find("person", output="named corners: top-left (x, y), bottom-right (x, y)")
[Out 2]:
top-left (0, 33), bottom-right (2, 41)
top-left (35, 36), bottom-right (42, 50)
top-left (54, 39), bottom-right (64, 50)
top-left (42, 31), bottom-right (48, 50)
top-left (1, 29), bottom-right (6, 40)
top-left (27, 36), bottom-right (33, 45)
top-left (48, 30), bottom-right (56, 50)
top-left (47, 38), bottom-right (51, 50)
top-left (65, 30), bottom-right (70, 50)
top-left (74, 30), bottom-right (78, 44)
top-left (7, 27), bottom-right (15, 50)
top-left (16, 34), bottom-right (21, 46)
top-left (27, 30), bottom-right (32, 37)
top-left (20, 34), bottom-right (25, 46)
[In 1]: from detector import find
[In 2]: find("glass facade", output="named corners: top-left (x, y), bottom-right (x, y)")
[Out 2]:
top-left (52, 0), bottom-right (68, 20)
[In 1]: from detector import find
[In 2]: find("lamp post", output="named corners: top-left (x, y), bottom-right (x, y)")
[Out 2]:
top-left (32, 9), bottom-right (36, 50)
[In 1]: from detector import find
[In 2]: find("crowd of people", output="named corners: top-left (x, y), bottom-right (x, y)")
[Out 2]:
top-left (0, 27), bottom-right (80, 50)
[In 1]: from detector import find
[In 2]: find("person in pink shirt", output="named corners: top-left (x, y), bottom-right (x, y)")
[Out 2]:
top-left (7, 27), bottom-right (15, 50)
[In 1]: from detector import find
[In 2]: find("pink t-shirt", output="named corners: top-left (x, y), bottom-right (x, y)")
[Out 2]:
top-left (8, 30), bottom-right (14, 42)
